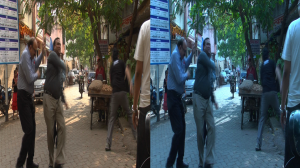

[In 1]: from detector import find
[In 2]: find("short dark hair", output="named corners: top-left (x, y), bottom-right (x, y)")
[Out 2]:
top-left (262, 47), bottom-right (269, 61)
top-left (177, 38), bottom-right (185, 48)
top-left (53, 37), bottom-right (60, 46)
top-left (28, 38), bottom-right (35, 48)
top-left (112, 48), bottom-right (119, 61)
top-left (203, 38), bottom-right (210, 47)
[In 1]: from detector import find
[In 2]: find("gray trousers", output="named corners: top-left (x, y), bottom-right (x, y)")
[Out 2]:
top-left (106, 91), bottom-right (136, 147)
top-left (257, 91), bottom-right (280, 147)
top-left (43, 93), bottom-right (66, 166)
top-left (193, 92), bottom-right (215, 166)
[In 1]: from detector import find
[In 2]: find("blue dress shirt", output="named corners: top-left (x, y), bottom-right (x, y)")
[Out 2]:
top-left (167, 45), bottom-right (193, 94)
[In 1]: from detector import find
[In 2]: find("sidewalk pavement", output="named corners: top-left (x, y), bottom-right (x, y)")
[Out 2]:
top-left (0, 84), bottom-right (137, 168)
top-left (150, 84), bottom-right (284, 168)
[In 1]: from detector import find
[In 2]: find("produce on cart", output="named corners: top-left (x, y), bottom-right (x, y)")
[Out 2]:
top-left (238, 80), bottom-right (262, 129)
top-left (88, 80), bottom-right (112, 130)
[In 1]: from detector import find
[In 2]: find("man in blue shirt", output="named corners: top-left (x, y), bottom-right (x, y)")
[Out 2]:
top-left (16, 37), bottom-right (45, 168)
top-left (166, 38), bottom-right (195, 168)
top-left (193, 38), bottom-right (216, 168)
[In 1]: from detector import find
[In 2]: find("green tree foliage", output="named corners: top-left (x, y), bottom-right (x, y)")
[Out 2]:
top-left (21, 0), bottom-right (132, 63)
top-left (65, 17), bottom-right (94, 68)
top-left (216, 16), bottom-right (246, 67)
top-left (172, 0), bottom-right (283, 67)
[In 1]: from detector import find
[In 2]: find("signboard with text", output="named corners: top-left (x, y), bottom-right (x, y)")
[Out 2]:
top-left (150, 0), bottom-right (171, 65)
top-left (0, 0), bottom-right (19, 64)
top-left (250, 39), bottom-right (260, 55)
top-left (98, 40), bottom-right (108, 56)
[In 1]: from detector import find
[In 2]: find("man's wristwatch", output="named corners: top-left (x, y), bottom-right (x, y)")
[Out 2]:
top-left (132, 105), bottom-right (138, 114)
top-left (280, 105), bottom-right (286, 113)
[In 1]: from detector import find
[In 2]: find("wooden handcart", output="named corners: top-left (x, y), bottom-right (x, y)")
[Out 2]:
top-left (88, 90), bottom-right (112, 130)
top-left (239, 89), bottom-right (262, 130)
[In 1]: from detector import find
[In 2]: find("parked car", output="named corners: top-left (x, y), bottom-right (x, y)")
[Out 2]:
top-left (72, 69), bottom-right (79, 82)
top-left (220, 71), bottom-right (228, 84)
top-left (68, 71), bottom-right (76, 84)
top-left (34, 64), bottom-right (47, 101)
top-left (185, 64), bottom-right (197, 100)
top-left (239, 70), bottom-right (247, 85)
top-left (87, 71), bottom-right (96, 90)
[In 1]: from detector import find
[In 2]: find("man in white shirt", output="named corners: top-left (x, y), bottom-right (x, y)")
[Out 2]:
top-left (280, 2), bottom-right (300, 167)
top-left (132, 19), bottom-right (150, 168)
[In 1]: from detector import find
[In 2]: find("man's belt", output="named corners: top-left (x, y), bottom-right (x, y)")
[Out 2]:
top-left (44, 90), bottom-right (59, 100)
top-left (194, 90), bottom-right (209, 100)
top-left (168, 90), bottom-right (182, 98)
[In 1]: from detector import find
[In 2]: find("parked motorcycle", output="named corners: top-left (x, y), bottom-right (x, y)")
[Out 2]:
top-left (150, 79), bottom-right (163, 116)
top-left (0, 85), bottom-right (12, 115)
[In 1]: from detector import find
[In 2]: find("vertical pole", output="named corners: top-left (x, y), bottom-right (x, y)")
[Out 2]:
top-left (156, 64), bottom-right (160, 122)
top-left (5, 64), bottom-right (8, 122)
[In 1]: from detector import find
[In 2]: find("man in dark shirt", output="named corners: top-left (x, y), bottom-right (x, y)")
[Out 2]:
top-left (105, 48), bottom-right (136, 151)
top-left (256, 47), bottom-right (282, 151)
top-left (43, 37), bottom-right (66, 168)
top-left (193, 38), bottom-right (215, 168)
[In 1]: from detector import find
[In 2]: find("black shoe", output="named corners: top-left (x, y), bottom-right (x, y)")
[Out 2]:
top-left (54, 163), bottom-right (63, 168)
top-left (165, 163), bottom-right (173, 168)
top-left (16, 165), bottom-right (23, 168)
top-left (26, 162), bottom-right (39, 168)
top-left (255, 143), bottom-right (261, 151)
top-left (176, 162), bottom-right (189, 168)
top-left (105, 143), bottom-right (111, 151)
top-left (49, 166), bottom-right (53, 168)
top-left (204, 163), bottom-right (212, 168)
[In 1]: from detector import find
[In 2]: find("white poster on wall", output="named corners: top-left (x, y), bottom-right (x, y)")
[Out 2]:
top-left (150, 0), bottom-right (171, 65)
top-left (0, 0), bottom-right (19, 64)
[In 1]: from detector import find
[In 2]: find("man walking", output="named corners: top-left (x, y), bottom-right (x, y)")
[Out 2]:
top-left (255, 47), bottom-right (282, 151)
top-left (132, 19), bottom-right (150, 168)
top-left (16, 37), bottom-right (45, 168)
top-left (193, 38), bottom-right (215, 168)
top-left (280, 2), bottom-right (300, 167)
top-left (165, 38), bottom-right (195, 168)
top-left (105, 48), bottom-right (136, 151)
top-left (43, 37), bottom-right (66, 168)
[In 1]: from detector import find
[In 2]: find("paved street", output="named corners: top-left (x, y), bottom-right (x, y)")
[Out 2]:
top-left (151, 84), bottom-right (284, 168)
top-left (0, 83), bottom-right (136, 168)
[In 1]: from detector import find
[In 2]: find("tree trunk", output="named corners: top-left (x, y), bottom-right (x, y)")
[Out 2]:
top-left (125, 0), bottom-right (139, 61)
top-left (275, 0), bottom-right (296, 63)
top-left (238, 5), bottom-right (254, 65)
top-left (87, 5), bottom-right (102, 62)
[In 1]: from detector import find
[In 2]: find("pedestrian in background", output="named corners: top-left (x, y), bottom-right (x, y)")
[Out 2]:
top-left (193, 37), bottom-right (216, 168)
top-left (12, 69), bottom-right (19, 120)
top-left (280, 3), bottom-right (300, 167)
top-left (95, 58), bottom-right (106, 122)
top-left (132, 19), bottom-right (150, 168)
top-left (246, 58), bottom-right (257, 122)
top-left (165, 38), bottom-right (195, 168)
top-left (256, 47), bottom-right (282, 151)
top-left (43, 37), bottom-right (66, 168)
top-left (163, 68), bottom-right (168, 120)
top-left (16, 37), bottom-right (45, 168)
